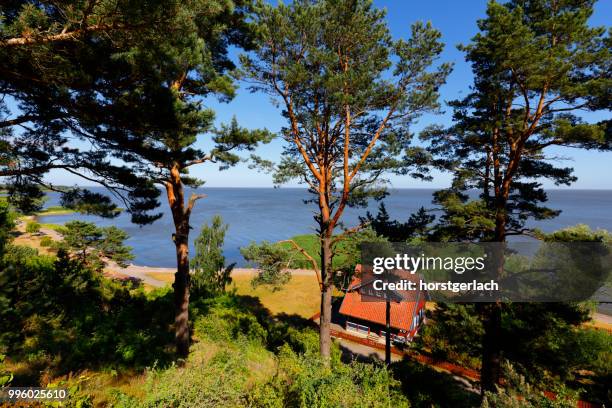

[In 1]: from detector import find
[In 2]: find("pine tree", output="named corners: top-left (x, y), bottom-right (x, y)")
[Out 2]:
top-left (360, 203), bottom-right (435, 241)
top-left (0, 1), bottom-right (172, 219)
top-left (422, 0), bottom-right (611, 392)
top-left (60, 221), bottom-right (134, 271)
top-left (2, 1), bottom-right (272, 357)
top-left (241, 0), bottom-right (450, 360)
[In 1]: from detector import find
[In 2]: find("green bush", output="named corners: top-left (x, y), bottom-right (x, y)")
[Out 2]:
top-left (117, 349), bottom-right (258, 408)
top-left (248, 344), bottom-right (410, 408)
top-left (111, 294), bottom-right (410, 408)
top-left (25, 221), bottom-right (41, 234)
top-left (482, 362), bottom-right (577, 408)
top-left (39, 236), bottom-right (54, 247)
top-left (0, 247), bottom-right (175, 377)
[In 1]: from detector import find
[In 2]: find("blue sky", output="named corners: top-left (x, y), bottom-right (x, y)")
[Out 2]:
top-left (46, 0), bottom-right (612, 189)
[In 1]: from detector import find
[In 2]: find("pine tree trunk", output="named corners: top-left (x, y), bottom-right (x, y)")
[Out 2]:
top-left (173, 222), bottom-right (191, 358)
top-left (481, 302), bottom-right (502, 393)
top-left (166, 166), bottom-right (192, 358)
top-left (319, 234), bottom-right (333, 361)
top-left (481, 204), bottom-right (506, 393)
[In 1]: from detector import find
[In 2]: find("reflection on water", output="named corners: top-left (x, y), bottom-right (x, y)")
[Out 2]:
top-left (38, 188), bottom-right (612, 267)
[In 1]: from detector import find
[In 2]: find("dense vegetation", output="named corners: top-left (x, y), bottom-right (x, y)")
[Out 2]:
top-left (1, 0), bottom-right (611, 406)
top-left (0, 205), bottom-right (420, 407)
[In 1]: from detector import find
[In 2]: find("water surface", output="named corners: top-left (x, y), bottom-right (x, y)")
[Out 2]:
top-left (39, 188), bottom-right (612, 267)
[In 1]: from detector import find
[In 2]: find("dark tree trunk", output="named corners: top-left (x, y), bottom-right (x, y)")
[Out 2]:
top-left (481, 302), bottom-right (502, 393)
top-left (173, 223), bottom-right (191, 358)
top-left (481, 200), bottom-right (506, 393)
top-left (319, 234), bottom-right (333, 361)
top-left (385, 300), bottom-right (391, 366)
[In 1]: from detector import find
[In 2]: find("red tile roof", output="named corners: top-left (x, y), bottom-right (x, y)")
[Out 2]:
top-left (339, 274), bottom-right (425, 332)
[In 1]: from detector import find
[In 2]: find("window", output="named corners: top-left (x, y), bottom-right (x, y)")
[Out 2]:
top-left (347, 321), bottom-right (369, 334)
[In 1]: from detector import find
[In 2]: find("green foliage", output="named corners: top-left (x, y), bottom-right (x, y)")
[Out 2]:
top-left (0, 354), bottom-right (12, 387)
top-left (241, 0), bottom-right (452, 196)
top-left (417, 299), bottom-right (610, 400)
top-left (212, 117), bottom-right (275, 170)
top-left (242, 228), bottom-right (386, 290)
top-left (0, 200), bottom-right (15, 254)
top-left (25, 221), bottom-right (41, 234)
top-left (278, 235), bottom-right (321, 269)
top-left (59, 220), bottom-right (134, 270)
top-left (331, 228), bottom-right (388, 287)
top-left (240, 0), bottom-right (451, 277)
top-left (6, 180), bottom-right (46, 214)
top-left (1, 0), bottom-right (271, 225)
top-left (418, 0), bottom-right (611, 392)
top-left (0, 247), bottom-right (174, 375)
top-left (250, 345), bottom-right (410, 408)
top-left (241, 241), bottom-right (293, 290)
top-left (39, 236), bottom-right (53, 247)
top-left (500, 303), bottom-right (604, 383)
top-left (542, 224), bottom-right (612, 243)
top-left (112, 294), bottom-right (410, 408)
top-left (422, 0), bottom-right (611, 242)
top-left (415, 303), bottom-right (484, 369)
top-left (60, 188), bottom-right (121, 219)
top-left (360, 203), bottom-right (435, 242)
top-left (191, 215), bottom-right (235, 295)
top-left (482, 362), bottom-right (577, 408)
top-left (391, 359), bottom-right (479, 408)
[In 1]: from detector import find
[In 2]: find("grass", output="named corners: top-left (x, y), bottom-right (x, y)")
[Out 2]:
top-left (36, 206), bottom-right (75, 216)
top-left (12, 234), bottom-right (54, 254)
top-left (146, 272), bottom-right (174, 283)
top-left (39, 223), bottom-right (66, 232)
top-left (230, 273), bottom-right (320, 318)
top-left (146, 271), bottom-right (321, 318)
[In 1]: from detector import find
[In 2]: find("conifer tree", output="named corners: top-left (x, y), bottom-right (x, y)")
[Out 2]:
top-left (422, 0), bottom-right (611, 392)
top-left (1, 0), bottom-right (272, 357)
top-left (242, 0), bottom-right (450, 360)
top-left (191, 215), bottom-right (235, 294)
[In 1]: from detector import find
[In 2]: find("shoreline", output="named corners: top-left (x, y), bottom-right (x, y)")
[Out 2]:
top-left (14, 219), bottom-right (612, 325)
top-left (106, 262), bottom-right (317, 288)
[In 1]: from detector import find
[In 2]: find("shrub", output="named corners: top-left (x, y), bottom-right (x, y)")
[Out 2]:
top-left (249, 345), bottom-right (410, 408)
top-left (111, 295), bottom-right (410, 408)
top-left (191, 215), bottom-right (235, 296)
top-left (482, 362), bottom-right (577, 408)
top-left (25, 221), bottom-right (41, 234)
top-left (0, 248), bottom-right (174, 376)
top-left (40, 236), bottom-right (54, 247)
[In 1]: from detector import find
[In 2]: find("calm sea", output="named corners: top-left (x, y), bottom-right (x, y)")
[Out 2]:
top-left (39, 188), bottom-right (612, 267)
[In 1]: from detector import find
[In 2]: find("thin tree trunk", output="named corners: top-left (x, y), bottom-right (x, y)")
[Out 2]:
top-left (319, 234), bottom-right (333, 361)
top-left (481, 302), bottom-right (502, 393)
top-left (173, 222), bottom-right (191, 358)
top-left (481, 201), bottom-right (506, 393)
top-left (385, 300), bottom-right (391, 366)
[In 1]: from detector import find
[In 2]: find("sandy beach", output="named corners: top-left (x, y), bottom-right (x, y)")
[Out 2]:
top-left (106, 262), bottom-right (317, 288)
top-left (14, 217), bottom-right (612, 328)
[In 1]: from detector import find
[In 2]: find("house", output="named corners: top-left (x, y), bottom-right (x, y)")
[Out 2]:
top-left (338, 266), bottom-right (426, 344)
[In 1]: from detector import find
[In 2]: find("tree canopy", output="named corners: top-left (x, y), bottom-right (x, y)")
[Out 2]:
top-left (1, 0), bottom-right (273, 357)
top-left (420, 0), bottom-right (611, 392)
top-left (241, 0), bottom-right (451, 360)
